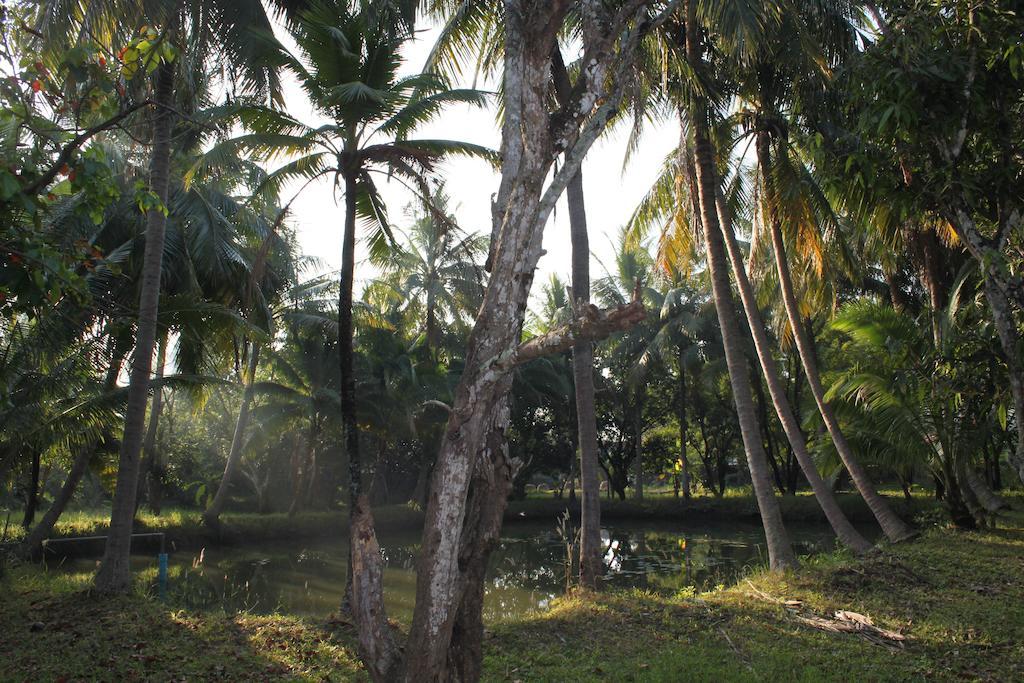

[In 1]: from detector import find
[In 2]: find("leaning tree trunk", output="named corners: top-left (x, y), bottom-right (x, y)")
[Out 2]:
top-left (758, 133), bottom-right (916, 544)
top-left (963, 466), bottom-right (1007, 514)
top-left (94, 61), bottom-right (176, 593)
top-left (203, 343), bottom-right (261, 528)
top-left (22, 351), bottom-right (127, 557)
top-left (690, 143), bottom-right (795, 569)
top-left (553, 47), bottom-right (603, 587)
top-left (982, 274), bottom-right (1024, 486)
top-left (136, 331), bottom-right (167, 514)
top-left (684, 2), bottom-right (796, 570)
top-left (717, 191), bottom-right (872, 554)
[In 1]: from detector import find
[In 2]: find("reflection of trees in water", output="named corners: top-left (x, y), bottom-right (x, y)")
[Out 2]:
top-left (96, 523), bottom-right (844, 620)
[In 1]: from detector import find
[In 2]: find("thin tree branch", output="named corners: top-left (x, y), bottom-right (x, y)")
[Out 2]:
top-left (20, 100), bottom-right (153, 197)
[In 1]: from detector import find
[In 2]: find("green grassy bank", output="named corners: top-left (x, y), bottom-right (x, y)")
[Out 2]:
top-left (505, 488), bottom-right (934, 526)
top-left (1, 502), bottom-right (1021, 681)
top-left (1, 488), bottom-right (933, 557)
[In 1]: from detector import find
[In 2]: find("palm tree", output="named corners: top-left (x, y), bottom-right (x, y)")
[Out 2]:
top-left (716, 185), bottom-right (873, 553)
top-left (380, 187), bottom-right (487, 353)
top-left (678, 0), bottom-right (797, 570)
top-left (594, 233), bottom-right (662, 501)
top-left (203, 0), bottom-right (490, 524)
top-left (828, 294), bottom-right (1002, 527)
top-left (251, 312), bottom-right (341, 515)
top-left (736, 2), bottom-right (916, 542)
top-left (34, 0), bottom-right (294, 593)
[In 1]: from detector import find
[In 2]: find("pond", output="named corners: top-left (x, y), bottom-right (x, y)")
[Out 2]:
top-left (51, 519), bottom-right (862, 622)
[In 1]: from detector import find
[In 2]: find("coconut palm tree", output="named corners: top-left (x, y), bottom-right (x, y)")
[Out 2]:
top-left (199, 0), bottom-right (491, 521)
top-left (379, 186), bottom-right (487, 353)
top-left (593, 232), bottom-right (663, 500)
top-left (733, 0), bottom-right (916, 542)
top-left (828, 291), bottom-right (1004, 528)
top-left (33, 0), bottom-right (296, 593)
top-left (685, 0), bottom-right (798, 569)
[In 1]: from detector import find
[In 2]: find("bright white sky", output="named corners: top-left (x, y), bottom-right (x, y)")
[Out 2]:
top-left (271, 20), bottom-right (677, 302)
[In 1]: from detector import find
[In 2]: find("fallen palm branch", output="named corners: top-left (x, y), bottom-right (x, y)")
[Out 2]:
top-left (743, 580), bottom-right (907, 649)
top-left (794, 609), bottom-right (907, 649)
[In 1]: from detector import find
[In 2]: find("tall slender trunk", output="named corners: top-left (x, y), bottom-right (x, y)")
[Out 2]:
top-left (884, 269), bottom-right (908, 311)
top-left (425, 286), bottom-right (439, 350)
top-left (203, 344), bottom-right (261, 527)
top-left (677, 344), bottom-right (690, 500)
top-left (21, 449), bottom-right (41, 529)
top-left (752, 371), bottom-right (787, 495)
top-left (568, 169), bottom-right (602, 586)
top-left (136, 332), bottom-right (167, 514)
top-left (23, 444), bottom-right (86, 556)
top-left (917, 229), bottom-right (945, 347)
top-left (717, 192), bottom-right (872, 554)
top-left (22, 351), bottom-right (128, 556)
top-left (340, 167), bottom-right (361, 608)
top-left (684, 0), bottom-right (795, 570)
top-left (632, 395), bottom-right (644, 500)
top-left (554, 49), bottom-right (602, 588)
top-left (758, 132), bottom-right (915, 543)
top-left (94, 61), bottom-right (176, 593)
top-left (982, 275), bottom-right (1024, 485)
top-left (341, 170), bottom-right (361, 504)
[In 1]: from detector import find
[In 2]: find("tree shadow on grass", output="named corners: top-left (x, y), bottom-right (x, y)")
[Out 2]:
top-left (0, 583), bottom-right (368, 681)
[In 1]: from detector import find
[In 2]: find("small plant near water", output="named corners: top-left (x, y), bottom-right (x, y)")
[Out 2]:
top-left (555, 509), bottom-right (581, 593)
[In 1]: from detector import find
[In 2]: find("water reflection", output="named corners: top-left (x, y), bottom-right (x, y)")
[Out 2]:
top-left (55, 520), bottom-right (859, 622)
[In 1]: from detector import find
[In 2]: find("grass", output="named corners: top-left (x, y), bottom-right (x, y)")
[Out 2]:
top-left (1, 497), bottom-right (1021, 681)
top-left (483, 510), bottom-right (1024, 681)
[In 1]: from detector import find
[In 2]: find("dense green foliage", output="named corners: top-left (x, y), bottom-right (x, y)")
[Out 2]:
top-left (0, 0), bottom-right (1022, 678)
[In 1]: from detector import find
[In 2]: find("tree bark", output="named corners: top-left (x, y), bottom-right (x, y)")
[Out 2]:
top-left (21, 449), bottom-right (41, 529)
top-left (94, 61), bottom-right (176, 593)
top-left (717, 191), bottom-right (872, 554)
top-left (349, 2), bottom-right (663, 678)
top-left (677, 344), bottom-right (690, 500)
top-left (203, 344), bottom-right (261, 527)
top-left (684, 0), bottom-right (796, 570)
top-left (137, 332), bottom-right (167, 514)
top-left (916, 228), bottom-right (945, 347)
top-left (982, 275), bottom-right (1024, 486)
top-left (553, 48), bottom-right (603, 587)
top-left (963, 466), bottom-right (1007, 514)
top-left (758, 133), bottom-right (915, 544)
top-left (21, 444), bottom-right (86, 556)
top-left (566, 169), bottom-right (603, 589)
top-left (884, 269), bottom-right (909, 311)
top-left (339, 166), bottom-right (362, 609)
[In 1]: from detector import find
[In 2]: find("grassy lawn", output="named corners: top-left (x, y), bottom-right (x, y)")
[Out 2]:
top-left (2, 497), bottom-right (1022, 681)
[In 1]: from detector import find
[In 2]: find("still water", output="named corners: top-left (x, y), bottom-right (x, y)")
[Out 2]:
top-left (56, 520), bottom-right (852, 622)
